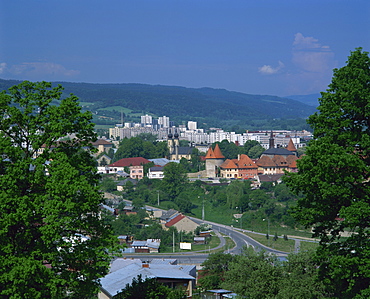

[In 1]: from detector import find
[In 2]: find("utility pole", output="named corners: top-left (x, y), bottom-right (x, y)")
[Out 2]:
top-left (202, 197), bottom-right (205, 222)
top-left (173, 230), bottom-right (175, 253)
top-left (157, 190), bottom-right (160, 206)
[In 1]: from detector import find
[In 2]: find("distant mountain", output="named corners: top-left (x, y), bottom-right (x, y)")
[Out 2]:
top-left (285, 93), bottom-right (321, 107)
top-left (0, 79), bottom-right (315, 131)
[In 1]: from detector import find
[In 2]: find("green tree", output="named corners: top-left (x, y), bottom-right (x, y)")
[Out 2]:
top-left (284, 48), bottom-right (370, 298)
top-left (154, 141), bottom-right (169, 158)
top-left (136, 132), bottom-right (157, 143)
top-left (114, 275), bottom-right (186, 299)
top-left (100, 176), bottom-right (117, 192)
top-left (248, 144), bottom-right (265, 159)
top-left (198, 252), bottom-right (236, 291)
top-left (114, 137), bottom-right (144, 160)
top-left (277, 250), bottom-right (327, 299)
top-left (243, 140), bottom-right (260, 153)
top-left (0, 81), bottom-right (114, 298)
top-left (214, 140), bottom-right (241, 159)
top-left (161, 162), bottom-right (188, 200)
top-left (100, 156), bottom-right (108, 166)
top-left (222, 248), bottom-right (282, 298)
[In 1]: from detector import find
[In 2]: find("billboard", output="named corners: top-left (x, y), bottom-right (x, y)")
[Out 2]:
top-left (180, 242), bottom-right (192, 250)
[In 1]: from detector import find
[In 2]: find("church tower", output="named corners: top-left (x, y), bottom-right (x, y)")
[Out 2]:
top-left (167, 128), bottom-right (174, 159)
top-left (269, 130), bottom-right (275, 149)
top-left (174, 128), bottom-right (179, 160)
top-left (205, 144), bottom-right (225, 178)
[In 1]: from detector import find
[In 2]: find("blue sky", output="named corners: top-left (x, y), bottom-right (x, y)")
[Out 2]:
top-left (1, 1), bottom-right (369, 96)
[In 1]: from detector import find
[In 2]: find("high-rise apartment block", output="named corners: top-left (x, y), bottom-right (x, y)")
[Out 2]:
top-left (158, 116), bottom-right (170, 128)
top-left (141, 114), bottom-right (152, 126)
top-left (187, 121), bottom-right (197, 131)
top-left (108, 114), bottom-right (311, 149)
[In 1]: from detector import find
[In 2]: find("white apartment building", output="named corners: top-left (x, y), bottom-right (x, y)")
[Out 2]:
top-left (141, 114), bottom-right (152, 126)
top-left (158, 116), bottom-right (170, 128)
top-left (109, 115), bottom-right (310, 149)
top-left (187, 121), bottom-right (197, 130)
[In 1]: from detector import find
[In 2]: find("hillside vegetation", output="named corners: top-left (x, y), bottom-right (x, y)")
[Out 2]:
top-left (0, 79), bottom-right (315, 131)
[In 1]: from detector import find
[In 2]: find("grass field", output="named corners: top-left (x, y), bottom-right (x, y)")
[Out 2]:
top-left (98, 106), bottom-right (132, 114)
top-left (160, 232), bottom-right (222, 253)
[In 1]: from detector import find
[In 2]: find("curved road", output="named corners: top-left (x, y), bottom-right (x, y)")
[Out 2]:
top-left (190, 217), bottom-right (288, 257)
top-left (122, 209), bottom-right (288, 265)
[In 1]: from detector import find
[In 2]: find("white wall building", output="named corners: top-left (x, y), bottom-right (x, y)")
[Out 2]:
top-left (141, 114), bottom-right (152, 126)
top-left (158, 116), bottom-right (170, 128)
top-left (187, 121), bottom-right (197, 130)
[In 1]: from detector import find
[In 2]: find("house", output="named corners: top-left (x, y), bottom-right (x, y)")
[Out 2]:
top-left (219, 154), bottom-right (258, 180)
top-left (256, 173), bottom-right (284, 186)
top-left (149, 158), bottom-right (172, 166)
top-left (199, 230), bottom-right (212, 238)
top-left (106, 157), bottom-right (151, 173)
top-left (256, 152), bottom-right (298, 175)
top-left (164, 213), bottom-right (199, 234)
top-left (96, 154), bottom-right (112, 167)
top-left (147, 166), bottom-right (164, 179)
top-left (116, 178), bottom-right (138, 191)
top-left (117, 235), bottom-right (133, 245)
top-left (129, 165), bottom-right (144, 180)
top-left (131, 239), bottom-right (161, 253)
top-left (160, 209), bottom-right (180, 222)
top-left (206, 289), bottom-right (237, 299)
top-left (91, 139), bottom-right (113, 154)
top-left (121, 205), bottom-right (137, 216)
top-left (194, 236), bottom-right (206, 244)
top-left (100, 204), bottom-right (118, 216)
top-left (98, 258), bottom-right (196, 299)
top-left (255, 136), bottom-right (299, 175)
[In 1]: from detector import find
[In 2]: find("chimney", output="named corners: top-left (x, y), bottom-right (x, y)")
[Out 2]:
top-left (142, 261), bottom-right (150, 268)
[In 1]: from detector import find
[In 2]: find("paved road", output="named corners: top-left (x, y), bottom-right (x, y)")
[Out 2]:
top-left (122, 210), bottom-right (288, 266)
top-left (190, 217), bottom-right (288, 257)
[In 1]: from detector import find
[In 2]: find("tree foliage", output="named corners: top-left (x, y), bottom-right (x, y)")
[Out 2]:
top-left (212, 140), bottom-right (264, 160)
top-left (200, 249), bottom-right (326, 299)
top-left (284, 48), bottom-right (370, 297)
top-left (161, 162), bottom-right (188, 200)
top-left (113, 136), bottom-right (168, 161)
top-left (0, 81), bottom-right (114, 298)
top-left (114, 275), bottom-right (186, 299)
top-left (198, 252), bottom-right (236, 291)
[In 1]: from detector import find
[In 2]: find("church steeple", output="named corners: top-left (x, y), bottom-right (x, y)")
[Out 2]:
top-left (269, 131), bottom-right (275, 149)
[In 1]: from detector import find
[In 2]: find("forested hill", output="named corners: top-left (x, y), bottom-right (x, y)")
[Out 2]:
top-left (0, 79), bottom-right (316, 131)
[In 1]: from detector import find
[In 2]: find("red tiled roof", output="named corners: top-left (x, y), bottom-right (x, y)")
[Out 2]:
top-left (256, 155), bottom-right (276, 167)
top-left (220, 159), bottom-right (238, 169)
top-left (91, 139), bottom-right (113, 146)
top-left (204, 147), bottom-right (215, 159)
top-left (205, 144), bottom-right (225, 159)
top-left (108, 157), bottom-right (151, 167)
top-left (272, 155), bottom-right (286, 166)
top-left (288, 159), bottom-right (297, 168)
top-left (286, 155), bottom-right (299, 168)
top-left (237, 154), bottom-right (256, 168)
top-left (213, 144), bottom-right (225, 159)
top-left (165, 214), bottom-right (186, 227)
top-left (286, 138), bottom-right (297, 152)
